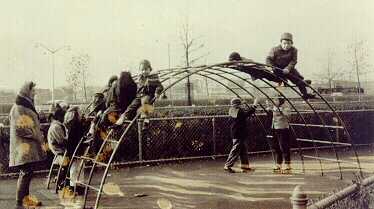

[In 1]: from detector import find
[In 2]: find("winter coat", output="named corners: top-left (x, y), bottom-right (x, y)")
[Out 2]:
top-left (137, 73), bottom-right (164, 99)
top-left (229, 104), bottom-right (256, 140)
top-left (64, 106), bottom-right (85, 156)
top-left (266, 45), bottom-right (298, 70)
top-left (105, 82), bottom-right (118, 109)
top-left (47, 119), bottom-right (67, 155)
top-left (271, 106), bottom-right (290, 129)
top-left (9, 95), bottom-right (46, 167)
top-left (116, 71), bottom-right (137, 112)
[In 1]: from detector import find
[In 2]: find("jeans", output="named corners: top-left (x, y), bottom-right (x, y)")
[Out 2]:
top-left (16, 164), bottom-right (33, 206)
top-left (272, 129), bottom-right (291, 165)
top-left (225, 138), bottom-right (249, 168)
top-left (70, 159), bottom-right (84, 187)
top-left (274, 68), bottom-right (308, 96)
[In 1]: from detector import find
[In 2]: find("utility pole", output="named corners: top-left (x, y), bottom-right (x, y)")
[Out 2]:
top-left (168, 43), bottom-right (174, 106)
top-left (186, 53), bottom-right (192, 106)
top-left (35, 43), bottom-right (70, 106)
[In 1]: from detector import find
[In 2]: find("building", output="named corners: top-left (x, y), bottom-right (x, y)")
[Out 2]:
top-left (314, 80), bottom-right (365, 95)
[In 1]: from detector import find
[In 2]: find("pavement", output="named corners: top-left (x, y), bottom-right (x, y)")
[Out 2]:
top-left (1, 148), bottom-right (374, 209)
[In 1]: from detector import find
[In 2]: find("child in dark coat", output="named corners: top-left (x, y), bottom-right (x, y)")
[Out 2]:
top-left (224, 97), bottom-right (258, 173)
top-left (115, 59), bottom-right (163, 129)
top-left (228, 52), bottom-right (282, 83)
top-left (266, 32), bottom-right (315, 100)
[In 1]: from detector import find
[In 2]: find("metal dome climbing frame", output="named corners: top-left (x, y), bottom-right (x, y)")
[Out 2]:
top-left (63, 60), bottom-right (362, 209)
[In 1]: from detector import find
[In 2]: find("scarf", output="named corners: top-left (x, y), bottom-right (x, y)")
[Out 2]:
top-left (15, 94), bottom-right (39, 118)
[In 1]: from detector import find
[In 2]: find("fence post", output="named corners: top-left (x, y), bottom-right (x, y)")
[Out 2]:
top-left (290, 185), bottom-right (308, 209)
top-left (137, 119), bottom-right (143, 161)
top-left (212, 117), bottom-right (216, 156)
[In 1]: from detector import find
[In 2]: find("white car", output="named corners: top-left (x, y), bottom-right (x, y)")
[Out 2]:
top-left (331, 92), bottom-right (343, 97)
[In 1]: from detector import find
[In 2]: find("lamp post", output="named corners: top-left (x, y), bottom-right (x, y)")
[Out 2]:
top-left (35, 43), bottom-right (70, 106)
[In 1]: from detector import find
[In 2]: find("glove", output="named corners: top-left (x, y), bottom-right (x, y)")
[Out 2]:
top-left (115, 115), bottom-right (125, 126)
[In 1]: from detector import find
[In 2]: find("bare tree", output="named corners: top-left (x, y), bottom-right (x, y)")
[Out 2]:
top-left (347, 40), bottom-right (371, 101)
top-left (179, 20), bottom-right (209, 105)
top-left (66, 69), bottom-right (81, 102)
top-left (69, 54), bottom-right (90, 102)
top-left (313, 50), bottom-right (345, 93)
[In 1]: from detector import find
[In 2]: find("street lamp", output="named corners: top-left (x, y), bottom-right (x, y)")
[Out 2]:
top-left (35, 43), bottom-right (70, 106)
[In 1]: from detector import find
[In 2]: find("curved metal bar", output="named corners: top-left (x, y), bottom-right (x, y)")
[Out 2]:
top-left (197, 70), bottom-right (276, 163)
top-left (83, 117), bottom-right (143, 207)
top-left (292, 76), bottom-right (363, 176)
top-left (253, 77), bottom-right (323, 175)
top-left (91, 71), bottom-right (253, 209)
top-left (92, 66), bottom-right (257, 208)
top-left (230, 64), bottom-right (344, 178)
top-left (224, 63), bottom-right (351, 178)
top-left (156, 62), bottom-right (353, 178)
top-left (158, 65), bottom-right (317, 172)
top-left (81, 128), bottom-right (115, 207)
top-left (93, 65), bottom-right (279, 208)
top-left (226, 61), bottom-right (361, 176)
top-left (120, 62), bottom-right (360, 175)
top-left (62, 133), bottom-right (88, 198)
top-left (204, 67), bottom-right (316, 173)
top-left (86, 61), bottom-right (361, 208)
top-left (212, 63), bottom-right (349, 178)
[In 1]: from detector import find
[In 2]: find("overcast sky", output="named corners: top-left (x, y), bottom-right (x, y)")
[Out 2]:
top-left (0, 0), bottom-right (373, 90)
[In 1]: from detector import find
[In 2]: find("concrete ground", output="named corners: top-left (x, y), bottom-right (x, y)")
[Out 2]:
top-left (1, 148), bottom-right (374, 209)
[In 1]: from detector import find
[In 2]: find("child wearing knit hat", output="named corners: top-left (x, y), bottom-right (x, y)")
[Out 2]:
top-left (266, 32), bottom-right (315, 100)
top-left (224, 97), bottom-right (258, 173)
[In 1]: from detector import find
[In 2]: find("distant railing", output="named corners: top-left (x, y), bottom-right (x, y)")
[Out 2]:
top-left (290, 175), bottom-right (374, 209)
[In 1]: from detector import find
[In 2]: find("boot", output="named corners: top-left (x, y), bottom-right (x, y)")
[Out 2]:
top-left (240, 164), bottom-right (255, 172)
top-left (223, 166), bottom-right (235, 173)
top-left (272, 164), bottom-right (282, 173)
top-left (60, 186), bottom-right (75, 199)
top-left (23, 195), bottom-right (42, 207)
top-left (282, 163), bottom-right (292, 174)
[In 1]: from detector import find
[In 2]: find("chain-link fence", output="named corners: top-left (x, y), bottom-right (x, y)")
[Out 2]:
top-left (109, 114), bottom-right (274, 163)
top-left (142, 116), bottom-right (227, 160)
top-left (1, 110), bottom-right (374, 173)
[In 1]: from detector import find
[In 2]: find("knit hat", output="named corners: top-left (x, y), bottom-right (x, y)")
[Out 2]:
top-left (280, 32), bottom-right (293, 42)
top-left (228, 52), bottom-right (242, 61)
top-left (51, 104), bottom-right (65, 122)
top-left (139, 59), bottom-right (152, 71)
top-left (230, 98), bottom-right (241, 106)
top-left (273, 94), bottom-right (285, 106)
top-left (94, 92), bottom-right (105, 103)
top-left (107, 75), bottom-right (118, 87)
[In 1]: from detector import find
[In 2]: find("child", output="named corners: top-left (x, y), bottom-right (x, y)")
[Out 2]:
top-left (63, 106), bottom-right (86, 194)
top-left (47, 105), bottom-right (68, 190)
top-left (228, 52), bottom-right (282, 83)
top-left (115, 59), bottom-right (164, 129)
top-left (267, 96), bottom-right (292, 173)
top-left (266, 32), bottom-right (315, 100)
top-left (224, 97), bottom-right (258, 173)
